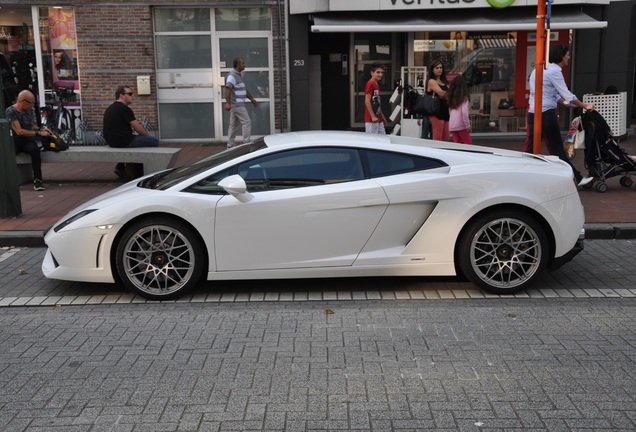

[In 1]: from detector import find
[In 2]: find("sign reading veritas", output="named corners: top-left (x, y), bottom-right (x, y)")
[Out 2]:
top-left (379, 0), bottom-right (505, 8)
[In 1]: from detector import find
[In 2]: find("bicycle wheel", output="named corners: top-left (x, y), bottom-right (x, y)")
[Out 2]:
top-left (58, 107), bottom-right (75, 143)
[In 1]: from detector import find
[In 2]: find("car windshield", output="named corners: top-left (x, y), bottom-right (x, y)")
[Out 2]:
top-left (141, 139), bottom-right (268, 190)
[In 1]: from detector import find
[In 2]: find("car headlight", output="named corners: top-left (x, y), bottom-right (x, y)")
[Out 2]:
top-left (53, 209), bottom-right (97, 233)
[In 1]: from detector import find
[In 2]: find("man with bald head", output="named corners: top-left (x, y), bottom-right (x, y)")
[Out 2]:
top-left (5, 90), bottom-right (52, 191)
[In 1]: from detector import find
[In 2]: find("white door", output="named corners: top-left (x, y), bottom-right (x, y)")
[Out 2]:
top-left (213, 147), bottom-right (389, 270)
top-left (154, 7), bottom-right (274, 141)
top-left (216, 34), bottom-right (274, 140)
top-left (214, 181), bottom-right (388, 271)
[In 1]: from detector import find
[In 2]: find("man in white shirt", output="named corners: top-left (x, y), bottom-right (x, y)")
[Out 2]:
top-left (225, 57), bottom-right (258, 148)
top-left (526, 45), bottom-right (594, 187)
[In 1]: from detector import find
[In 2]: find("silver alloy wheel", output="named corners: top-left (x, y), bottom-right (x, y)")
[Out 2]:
top-left (469, 217), bottom-right (542, 289)
top-left (121, 224), bottom-right (196, 297)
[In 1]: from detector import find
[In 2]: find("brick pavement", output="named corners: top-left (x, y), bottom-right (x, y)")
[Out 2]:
top-left (1, 298), bottom-right (635, 430)
top-left (2, 138), bottom-right (636, 431)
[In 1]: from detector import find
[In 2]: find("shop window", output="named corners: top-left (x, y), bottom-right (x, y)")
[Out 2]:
top-left (154, 9), bottom-right (211, 32)
top-left (414, 32), bottom-right (520, 133)
top-left (156, 35), bottom-right (212, 69)
top-left (159, 102), bottom-right (214, 139)
top-left (221, 70), bottom-right (269, 98)
top-left (215, 8), bottom-right (271, 31)
top-left (219, 38), bottom-right (269, 69)
top-left (38, 6), bottom-right (80, 104)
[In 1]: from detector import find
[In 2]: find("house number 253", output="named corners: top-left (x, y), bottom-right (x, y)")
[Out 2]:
top-left (293, 60), bottom-right (305, 66)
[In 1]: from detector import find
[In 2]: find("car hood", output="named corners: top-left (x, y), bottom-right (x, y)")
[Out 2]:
top-left (55, 180), bottom-right (156, 222)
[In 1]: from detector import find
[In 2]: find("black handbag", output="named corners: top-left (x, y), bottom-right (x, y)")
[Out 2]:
top-left (413, 92), bottom-right (440, 116)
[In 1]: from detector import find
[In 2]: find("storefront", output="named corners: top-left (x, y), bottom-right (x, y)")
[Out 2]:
top-left (2, 1), bottom-right (286, 143)
top-left (288, 0), bottom-right (630, 136)
top-left (1, 5), bottom-right (80, 127)
top-left (3, 1), bottom-right (633, 141)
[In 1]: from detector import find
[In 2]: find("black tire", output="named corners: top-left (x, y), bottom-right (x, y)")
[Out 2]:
top-left (457, 210), bottom-right (549, 295)
top-left (619, 176), bottom-right (633, 188)
top-left (595, 182), bottom-right (608, 193)
top-left (115, 217), bottom-right (205, 300)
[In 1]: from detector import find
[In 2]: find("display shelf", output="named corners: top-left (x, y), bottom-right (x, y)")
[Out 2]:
top-left (398, 66), bottom-right (427, 137)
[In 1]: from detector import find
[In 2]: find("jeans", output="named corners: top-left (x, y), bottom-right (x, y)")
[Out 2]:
top-left (451, 129), bottom-right (472, 144)
top-left (429, 116), bottom-right (450, 141)
top-left (15, 139), bottom-right (42, 180)
top-left (526, 110), bottom-right (583, 182)
top-left (227, 106), bottom-right (251, 148)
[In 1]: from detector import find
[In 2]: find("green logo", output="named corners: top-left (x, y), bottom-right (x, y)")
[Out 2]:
top-left (487, 0), bottom-right (515, 8)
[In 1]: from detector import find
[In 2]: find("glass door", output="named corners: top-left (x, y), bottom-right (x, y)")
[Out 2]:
top-left (216, 34), bottom-right (273, 140)
top-left (351, 33), bottom-right (396, 129)
top-left (155, 7), bottom-right (273, 142)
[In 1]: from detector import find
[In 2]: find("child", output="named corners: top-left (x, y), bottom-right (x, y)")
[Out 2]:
top-left (364, 63), bottom-right (386, 134)
top-left (447, 75), bottom-right (472, 144)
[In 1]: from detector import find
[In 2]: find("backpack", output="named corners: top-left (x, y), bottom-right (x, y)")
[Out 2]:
top-left (41, 131), bottom-right (69, 152)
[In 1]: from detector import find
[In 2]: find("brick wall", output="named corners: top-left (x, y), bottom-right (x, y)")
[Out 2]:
top-left (74, 4), bottom-right (157, 129)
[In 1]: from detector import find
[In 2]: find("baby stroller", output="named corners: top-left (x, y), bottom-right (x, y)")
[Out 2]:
top-left (580, 110), bottom-right (636, 193)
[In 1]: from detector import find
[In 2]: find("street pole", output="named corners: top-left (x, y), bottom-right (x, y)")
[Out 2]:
top-left (0, 77), bottom-right (23, 218)
top-left (533, 0), bottom-right (548, 154)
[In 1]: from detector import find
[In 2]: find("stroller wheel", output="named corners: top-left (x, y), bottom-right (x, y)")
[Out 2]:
top-left (619, 176), bottom-right (633, 187)
top-left (595, 182), bottom-right (608, 193)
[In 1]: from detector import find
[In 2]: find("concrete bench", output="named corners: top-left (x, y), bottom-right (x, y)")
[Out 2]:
top-left (15, 146), bottom-right (182, 184)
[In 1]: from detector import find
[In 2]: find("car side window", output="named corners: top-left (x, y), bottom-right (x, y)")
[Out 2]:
top-left (363, 149), bottom-right (446, 178)
top-left (183, 168), bottom-right (233, 194)
top-left (239, 147), bottom-right (364, 191)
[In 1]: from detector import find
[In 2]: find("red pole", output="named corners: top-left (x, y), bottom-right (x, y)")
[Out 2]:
top-left (533, 0), bottom-right (547, 154)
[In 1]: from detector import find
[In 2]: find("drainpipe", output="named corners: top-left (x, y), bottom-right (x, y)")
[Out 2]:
top-left (278, 0), bottom-right (289, 132)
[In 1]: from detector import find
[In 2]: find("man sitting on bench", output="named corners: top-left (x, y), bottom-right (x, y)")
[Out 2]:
top-left (102, 86), bottom-right (159, 179)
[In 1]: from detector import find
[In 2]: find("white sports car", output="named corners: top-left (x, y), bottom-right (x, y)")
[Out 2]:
top-left (43, 131), bottom-right (585, 300)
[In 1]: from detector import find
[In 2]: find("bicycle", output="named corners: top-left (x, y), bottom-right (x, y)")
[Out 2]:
top-left (39, 85), bottom-right (77, 144)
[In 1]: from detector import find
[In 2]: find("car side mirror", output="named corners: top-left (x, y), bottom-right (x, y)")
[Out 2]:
top-left (218, 174), bottom-right (252, 202)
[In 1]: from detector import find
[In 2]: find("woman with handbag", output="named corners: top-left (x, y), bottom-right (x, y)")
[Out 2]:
top-left (426, 59), bottom-right (450, 141)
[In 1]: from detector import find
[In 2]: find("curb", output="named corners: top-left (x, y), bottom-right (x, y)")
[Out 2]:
top-left (1, 224), bottom-right (635, 248)
top-left (584, 223), bottom-right (636, 240)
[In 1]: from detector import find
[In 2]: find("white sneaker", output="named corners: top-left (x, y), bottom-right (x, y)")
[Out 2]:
top-left (577, 176), bottom-right (593, 187)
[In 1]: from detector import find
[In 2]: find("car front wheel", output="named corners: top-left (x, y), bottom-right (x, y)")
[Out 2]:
top-left (458, 210), bottom-right (549, 295)
top-left (115, 218), bottom-right (205, 300)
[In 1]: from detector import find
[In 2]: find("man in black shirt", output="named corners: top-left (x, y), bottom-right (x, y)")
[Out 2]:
top-left (103, 86), bottom-right (159, 178)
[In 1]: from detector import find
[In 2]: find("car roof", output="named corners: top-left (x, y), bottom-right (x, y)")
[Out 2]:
top-left (262, 131), bottom-right (392, 148)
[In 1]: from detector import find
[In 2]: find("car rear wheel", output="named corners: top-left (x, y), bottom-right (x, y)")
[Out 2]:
top-left (115, 218), bottom-right (205, 300)
top-left (458, 210), bottom-right (549, 295)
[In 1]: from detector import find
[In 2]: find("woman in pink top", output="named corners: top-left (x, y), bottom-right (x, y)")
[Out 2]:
top-left (447, 75), bottom-right (472, 144)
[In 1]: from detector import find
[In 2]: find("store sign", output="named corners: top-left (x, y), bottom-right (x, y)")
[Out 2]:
top-left (376, 0), bottom-right (516, 9)
top-left (414, 40), bottom-right (457, 52)
top-left (527, 32), bottom-right (559, 42)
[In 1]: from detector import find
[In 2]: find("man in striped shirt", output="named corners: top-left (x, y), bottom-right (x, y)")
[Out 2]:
top-left (225, 57), bottom-right (258, 148)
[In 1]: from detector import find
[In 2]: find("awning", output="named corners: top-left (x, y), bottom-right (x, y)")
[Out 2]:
top-left (478, 38), bottom-right (517, 48)
top-left (311, 8), bottom-right (607, 33)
